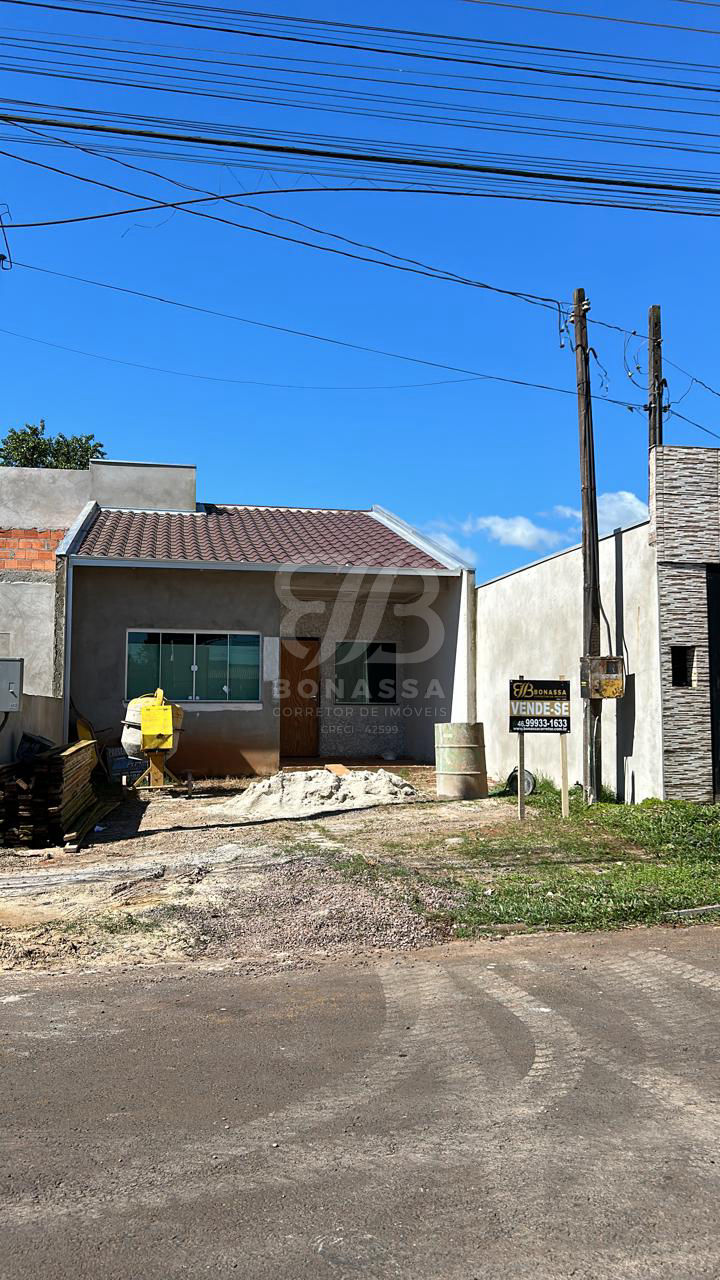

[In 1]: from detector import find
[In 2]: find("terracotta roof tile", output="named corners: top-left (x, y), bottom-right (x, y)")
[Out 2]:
top-left (74, 506), bottom-right (447, 571)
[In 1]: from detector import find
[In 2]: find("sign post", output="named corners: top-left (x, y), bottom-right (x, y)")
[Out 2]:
top-left (509, 678), bottom-right (571, 821)
top-left (560, 733), bottom-right (570, 819)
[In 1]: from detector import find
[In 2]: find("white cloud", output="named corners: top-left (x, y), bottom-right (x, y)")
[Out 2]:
top-left (596, 490), bottom-right (648, 535)
top-left (425, 528), bottom-right (476, 565)
top-left (554, 503), bottom-right (581, 521)
top-left (430, 488), bottom-right (648, 564)
top-left (463, 514), bottom-right (565, 550)
top-left (552, 491), bottom-right (648, 537)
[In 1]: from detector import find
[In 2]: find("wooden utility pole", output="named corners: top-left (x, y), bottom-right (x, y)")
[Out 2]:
top-left (648, 304), bottom-right (664, 450)
top-left (573, 287), bottom-right (602, 804)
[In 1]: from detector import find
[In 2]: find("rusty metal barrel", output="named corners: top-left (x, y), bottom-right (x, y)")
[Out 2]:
top-left (434, 722), bottom-right (488, 800)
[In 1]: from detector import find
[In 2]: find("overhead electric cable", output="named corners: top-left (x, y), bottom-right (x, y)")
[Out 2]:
top-left (13, 58), bottom-right (720, 158)
top-left (9, 21), bottom-right (720, 97)
top-left (7, 111), bottom-right (720, 220)
top-left (5, 0), bottom-right (720, 45)
top-left (11, 258), bottom-right (640, 409)
top-left (0, 324), bottom-right (482, 390)
top-left (668, 408), bottom-right (720, 441)
top-left (0, 137), bottom-right (562, 306)
top-left (459, 0), bottom-right (720, 35)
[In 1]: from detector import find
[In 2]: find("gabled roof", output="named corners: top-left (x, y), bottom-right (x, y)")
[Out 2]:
top-left (72, 504), bottom-right (461, 572)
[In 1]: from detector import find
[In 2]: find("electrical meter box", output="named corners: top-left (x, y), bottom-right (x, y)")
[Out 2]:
top-left (580, 655), bottom-right (625, 700)
top-left (0, 658), bottom-right (23, 713)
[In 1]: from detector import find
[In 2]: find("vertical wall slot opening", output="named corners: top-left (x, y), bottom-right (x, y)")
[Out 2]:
top-left (671, 645), bottom-right (696, 688)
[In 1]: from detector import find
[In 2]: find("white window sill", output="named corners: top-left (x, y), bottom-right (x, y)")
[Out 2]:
top-left (180, 701), bottom-right (264, 711)
top-left (123, 701), bottom-right (263, 712)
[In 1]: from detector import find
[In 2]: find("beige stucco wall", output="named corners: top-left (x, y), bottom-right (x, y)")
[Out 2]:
top-left (475, 522), bottom-right (663, 802)
top-left (278, 572), bottom-right (462, 763)
top-left (69, 565), bottom-right (464, 774)
top-left (70, 566), bottom-right (282, 776)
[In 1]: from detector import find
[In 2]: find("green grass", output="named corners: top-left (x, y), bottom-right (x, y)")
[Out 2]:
top-left (528, 776), bottom-right (720, 858)
top-left (452, 862), bottom-right (720, 934)
top-left (452, 781), bottom-right (720, 933)
top-left (331, 778), bottom-right (720, 935)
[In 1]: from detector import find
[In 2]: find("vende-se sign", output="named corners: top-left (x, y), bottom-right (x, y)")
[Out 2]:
top-left (509, 678), bottom-right (571, 734)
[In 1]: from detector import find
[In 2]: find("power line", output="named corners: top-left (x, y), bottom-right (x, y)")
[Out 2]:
top-left (7, 111), bottom-right (720, 221)
top-left (14, 55), bottom-right (720, 160)
top-left (1, 136), bottom-right (562, 308)
top-left (10, 273), bottom-right (719, 439)
top-left (10, 34), bottom-right (720, 119)
top-left (668, 407), bottom-right (720, 441)
top-left (13, 90), bottom-right (720, 181)
top-left (10, 20), bottom-right (720, 99)
top-left (10, 117), bottom-right (720, 216)
top-left (665, 358), bottom-right (720, 401)
top-left (11, 258), bottom-right (641, 409)
top-left (22, 127), bottom-right (720, 371)
top-left (8, 173), bottom-right (720, 222)
top-left (589, 312), bottom-right (720, 400)
top-left (0, 323), bottom-right (483, 390)
top-left (460, 0), bottom-right (720, 35)
top-left (6, 0), bottom-right (720, 48)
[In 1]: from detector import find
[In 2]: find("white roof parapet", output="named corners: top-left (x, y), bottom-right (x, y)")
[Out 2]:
top-left (55, 502), bottom-right (99, 557)
top-left (370, 504), bottom-right (472, 572)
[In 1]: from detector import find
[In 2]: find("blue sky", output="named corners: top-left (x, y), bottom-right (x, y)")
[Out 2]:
top-left (1, 0), bottom-right (719, 578)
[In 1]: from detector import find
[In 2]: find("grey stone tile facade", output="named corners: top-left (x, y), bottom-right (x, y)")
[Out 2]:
top-left (653, 447), bottom-right (720, 801)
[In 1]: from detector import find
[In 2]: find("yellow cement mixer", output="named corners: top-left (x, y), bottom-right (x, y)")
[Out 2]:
top-left (121, 688), bottom-right (184, 789)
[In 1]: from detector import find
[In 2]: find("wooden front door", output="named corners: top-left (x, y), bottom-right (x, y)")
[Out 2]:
top-left (280, 638), bottom-right (321, 758)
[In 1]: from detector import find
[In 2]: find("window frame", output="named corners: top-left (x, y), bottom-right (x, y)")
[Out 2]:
top-left (333, 639), bottom-right (398, 706)
top-left (124, 628), bottom-right (263, 707)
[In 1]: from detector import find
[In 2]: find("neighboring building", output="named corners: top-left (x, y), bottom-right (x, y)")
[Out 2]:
top-left (0, 459), bottom-right (474, 773)
top-left (0, 460), bottom-right (201, 762)
top-left (476, 445), bottom-right (720, 804)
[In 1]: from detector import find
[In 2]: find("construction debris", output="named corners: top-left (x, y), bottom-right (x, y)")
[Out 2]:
top-left (0, 741), bottom-right (119, 849)
top-left (214, 767), bottom-right (418, 823)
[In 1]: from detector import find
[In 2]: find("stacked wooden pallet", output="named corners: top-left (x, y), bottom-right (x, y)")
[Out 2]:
top-left (0, 761), bottom-right (20, 846)
top-left (1, 741), bottom-right (115, 849)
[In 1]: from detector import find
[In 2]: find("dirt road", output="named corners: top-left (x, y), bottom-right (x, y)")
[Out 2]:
top-left (3, 925), bottom-right (720, 1278)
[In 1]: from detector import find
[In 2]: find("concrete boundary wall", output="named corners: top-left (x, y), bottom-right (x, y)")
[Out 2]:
top-left (0, 469), bottom-right (91, 529)
top-left (0, 460), bottom-right (197, 533)
top-left (475, 522), bottom-right (663, 802)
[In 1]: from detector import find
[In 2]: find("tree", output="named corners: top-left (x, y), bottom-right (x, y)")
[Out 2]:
top-left (0, 420), bottom-right (105, 469)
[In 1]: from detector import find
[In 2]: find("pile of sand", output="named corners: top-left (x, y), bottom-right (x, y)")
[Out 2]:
top-left (214, 768), bottom-right (418, 822)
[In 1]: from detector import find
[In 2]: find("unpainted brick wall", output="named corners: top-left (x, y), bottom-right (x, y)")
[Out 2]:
top-left (0, 528), bottom-right (67, 572)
